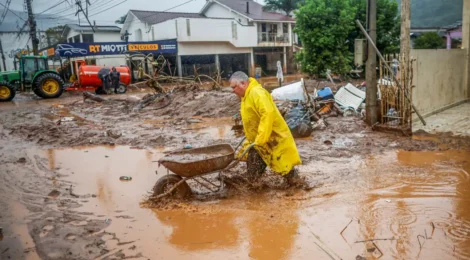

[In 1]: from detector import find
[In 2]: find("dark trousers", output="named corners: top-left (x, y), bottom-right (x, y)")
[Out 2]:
top-left (112, 79), bottom-right (119, 93)
top-left (247, 149), bottom-right (267, 179)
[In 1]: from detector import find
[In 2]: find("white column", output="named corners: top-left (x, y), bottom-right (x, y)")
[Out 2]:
top-left (177, 55), bottom-right (182, 78)
top-left (215, 54), bottom-right (220, 72)
top-left (283, 47), bottom-right (287, 74)
top-left (288, 23), bottom-right (293, 45)
top-left (250, 48), bottom-right (255, 77)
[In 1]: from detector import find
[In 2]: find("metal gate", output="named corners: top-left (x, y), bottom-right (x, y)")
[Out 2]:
top-left (378, 54), bottom-right (414, 129)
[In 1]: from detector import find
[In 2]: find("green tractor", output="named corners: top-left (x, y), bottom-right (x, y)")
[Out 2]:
top-left (0, 55), bottom-right (65, 102)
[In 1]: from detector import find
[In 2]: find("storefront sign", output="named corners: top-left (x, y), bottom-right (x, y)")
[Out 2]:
top-left (41, 47), bottom-right (55, 57)
top-left (55, 40), bottom-right (177, 57)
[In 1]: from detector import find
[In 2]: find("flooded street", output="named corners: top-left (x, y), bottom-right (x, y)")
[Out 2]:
top-left (34, 146), bottom-right (470, 259)
top-left (1, 90), bottom-right (470, 259)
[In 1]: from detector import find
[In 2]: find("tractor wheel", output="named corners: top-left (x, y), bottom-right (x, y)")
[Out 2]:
top-left (116, 83), bottom-right (127, 94)
top-left (153, 174), bottom-right (191, 199)
top-left (0, 81), bottom-right (15, 102)
top-left (34, 73), bottom-right (64, 99)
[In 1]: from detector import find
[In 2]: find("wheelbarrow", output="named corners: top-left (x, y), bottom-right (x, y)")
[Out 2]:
top-left (154, 139), bottom-right (253, 199)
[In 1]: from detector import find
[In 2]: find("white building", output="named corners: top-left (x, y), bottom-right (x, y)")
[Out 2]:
top-left (0, 31), bottom-right (49, 71)
top-left (121, 0), bottom-right (298, 78)
top-left (61, 24), bottom-right (126, 67)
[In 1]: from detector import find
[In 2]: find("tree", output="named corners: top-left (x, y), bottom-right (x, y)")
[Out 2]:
top-left (294, 0), bottom-right (356, 76)
top-left (115, 15), bottom-right (126, 24)
top-left (349, 0), bottom-right (400, 54)
top-left (263, 0), bottom-right (304, 16)
top-left (45, 25), bottom-right (65, 45)
top-left (413, 32), bottom-right (445, 49)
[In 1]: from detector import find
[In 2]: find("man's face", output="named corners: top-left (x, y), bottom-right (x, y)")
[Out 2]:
top-left (230, 80), bottom-right (248, 98)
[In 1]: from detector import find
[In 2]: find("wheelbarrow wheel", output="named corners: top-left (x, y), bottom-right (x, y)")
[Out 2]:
top-left (154, 174), bottom-right (191, 199)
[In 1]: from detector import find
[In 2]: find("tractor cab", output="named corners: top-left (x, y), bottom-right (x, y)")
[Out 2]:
top-left (20, 56), bottom-right (49, 85)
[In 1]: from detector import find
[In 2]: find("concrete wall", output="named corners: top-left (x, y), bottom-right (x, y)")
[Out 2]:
top-left (94, 32), bottom-right (121, 42)
top-left (463, 0), bottom-right (470, 98)
top-left (204, 2), bottom-right (250, 25)
top-left (175, 18), bottom-right (257, 48)
top-left (126, 14), bottom-right (152, 42)
top-left (412, 49), bottom-right (468, 117)
top-left (152, 20), bottom-right (177, 41)
top-left (178, 42), bottom-right (252, 56)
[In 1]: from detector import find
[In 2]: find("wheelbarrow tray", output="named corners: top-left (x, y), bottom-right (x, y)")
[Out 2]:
top-left (158, 144), bottom-right (235, 178)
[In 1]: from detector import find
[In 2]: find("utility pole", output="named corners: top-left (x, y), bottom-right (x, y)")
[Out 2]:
top-left (25, 0), bottom-right (39, 55)
top-left (75, 0), bottom-right (94, 32)
top-left (0, 39), bottom-right (6, 71)
top-left (366, 0), bottom-right (377, 125)
top-left (400, 0), bottom-right (411, 120)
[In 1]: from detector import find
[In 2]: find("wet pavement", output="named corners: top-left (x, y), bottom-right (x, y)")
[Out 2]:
top-left (413, 102), bottom-right (470, 136)
top-left (34, 145), bottom-right (470, 259)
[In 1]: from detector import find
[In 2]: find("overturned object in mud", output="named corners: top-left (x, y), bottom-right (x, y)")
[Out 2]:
top-left (133, 93), bottom-right (172, 111)
top-left (83, 92), bottom-right (108, 102)
top-left (284, 102), bottom-right (313, 138)
top-left (106, 129), bottom-right (122, 139)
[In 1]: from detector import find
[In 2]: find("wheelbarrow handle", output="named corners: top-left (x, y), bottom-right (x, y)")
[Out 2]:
top-left (237, 143), bottom-right (255, 160)
top-left (225, 143), bottom-right (255, 171)
top-left (235, 137), bottom-right (247, 151)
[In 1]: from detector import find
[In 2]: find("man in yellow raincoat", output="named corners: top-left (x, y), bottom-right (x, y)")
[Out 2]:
top-left (230, 71), bottom-right (302, 181)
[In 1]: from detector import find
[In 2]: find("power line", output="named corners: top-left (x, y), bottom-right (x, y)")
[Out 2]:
top-left (0, 0), bottom-right (12, 25)
top-left (163, 0), bottom-right (195, 12)
top-left (0, 1), bottom-right (27, 21)
top-left (37, 0), bottom-right (68, 14)
top-left (52, 0), bottom-right (112, 20)
top-left (122, 0), bottom-right (196, 26)
top-left (89, 0), bottom-right (127, 17)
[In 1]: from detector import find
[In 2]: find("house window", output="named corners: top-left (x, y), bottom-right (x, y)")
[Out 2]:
top-left (186, 19), bottom-right (191, 36)
top-left (67, 37), bottom-right (73, 43)
top-left (232, 22), bottom-right (238, 40)
top-left (283, 23), bottom-right (288, 34)
top-left (73, 35), bottom-right (80, 43)
top-left (82, 34), bottom-right (94, 43)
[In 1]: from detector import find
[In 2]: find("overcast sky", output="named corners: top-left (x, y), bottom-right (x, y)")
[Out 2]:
top-left (8, 0), bottom-right (265, 25)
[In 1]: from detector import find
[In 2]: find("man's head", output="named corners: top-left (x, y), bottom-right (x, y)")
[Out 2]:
top-left (229, 71), bottom-right (250, 98)
top-left (112, 67), bottom-right (116, 71)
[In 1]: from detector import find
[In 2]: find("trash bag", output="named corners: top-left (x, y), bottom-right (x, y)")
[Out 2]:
top-left (284, 102), bottom-right (313, 138)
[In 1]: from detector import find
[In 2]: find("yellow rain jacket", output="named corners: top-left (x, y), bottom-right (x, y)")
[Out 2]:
top-left (239, 78), bottom-right (302, 175)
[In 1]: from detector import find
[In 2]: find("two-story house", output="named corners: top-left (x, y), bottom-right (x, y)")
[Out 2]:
top-left (121, 0), bottom-right (297, 78)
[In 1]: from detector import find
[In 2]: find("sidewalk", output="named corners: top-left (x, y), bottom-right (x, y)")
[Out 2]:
top-left (413, 102), bottom-right (470, 136)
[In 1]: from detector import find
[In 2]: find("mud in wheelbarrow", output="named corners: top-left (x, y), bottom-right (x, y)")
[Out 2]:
top-left (154, 143), bottom-right (252, 199)
top-left (159, 144), bottom-right (235, 178)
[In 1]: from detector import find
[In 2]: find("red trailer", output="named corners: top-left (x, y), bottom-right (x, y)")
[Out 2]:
top-left (66, 60), bottom-right (131, 94)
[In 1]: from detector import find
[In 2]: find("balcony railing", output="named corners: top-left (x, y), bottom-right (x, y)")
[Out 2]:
top-left (258, 33), bottom-right (290, 43)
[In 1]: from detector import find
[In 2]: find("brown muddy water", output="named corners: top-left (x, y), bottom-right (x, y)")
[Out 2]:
top-left (41, 145), bottom-right (470, 259)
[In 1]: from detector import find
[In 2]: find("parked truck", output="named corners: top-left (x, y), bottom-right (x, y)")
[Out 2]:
top-left (0, 55), bottom-right (64, 102)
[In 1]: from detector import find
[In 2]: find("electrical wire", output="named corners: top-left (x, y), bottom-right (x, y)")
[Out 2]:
top-left (53, 0), bottom-right (114, 20)
top-left (36, 0), bottom-right (68, 14)
top-left (0, 1), bottom-right (27, 21)
top-left (121, 0), bottom-right (197, 26)
top-left (89, 0), bottom-right (127, 17)
top-left (0, 0), bottom-right (12, 25)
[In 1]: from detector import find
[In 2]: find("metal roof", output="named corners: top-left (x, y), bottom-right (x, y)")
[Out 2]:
top-left (207, 0), bottom-right (294, 22)
top-left (129, 10), bottom-right (204, 25)
top-left (65, 24), bottom-right (121, 32)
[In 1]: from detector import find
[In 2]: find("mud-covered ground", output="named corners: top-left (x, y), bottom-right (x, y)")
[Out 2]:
top-left (1, 87), bottom-right (470, 260)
